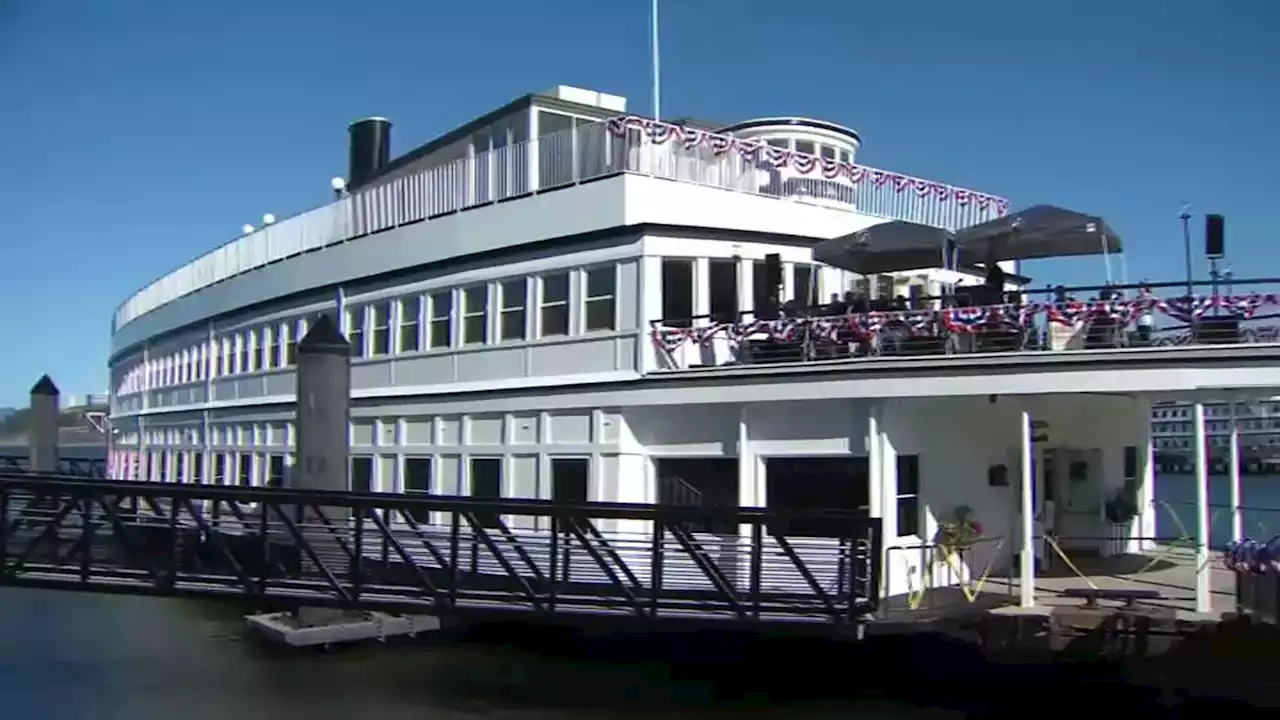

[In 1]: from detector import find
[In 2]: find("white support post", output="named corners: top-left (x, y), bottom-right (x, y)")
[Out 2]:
top-left (1019, 408), bottom-right (1036, 608)
top-left (867, 402), bottom-right (885, 602)
top-left (1228, 401), bottom-right (1243, 543)
top-left (1135, 396), bottom-right (1157, 551)
top-left (1192, 402), bottom-right (1211, 614)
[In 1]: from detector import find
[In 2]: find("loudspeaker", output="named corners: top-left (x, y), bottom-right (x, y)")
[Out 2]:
top-left (1205, 214), bottom-right (1225, 258)
top-left (764, 253), bottom-right (783, 293)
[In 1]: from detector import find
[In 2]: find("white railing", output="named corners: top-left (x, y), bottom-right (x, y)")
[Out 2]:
top-left (114, 115), bottom-right (1010, 330)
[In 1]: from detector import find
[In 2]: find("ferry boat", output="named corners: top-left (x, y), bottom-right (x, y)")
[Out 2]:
top-left (105, 84), bottom-right (1280, 616)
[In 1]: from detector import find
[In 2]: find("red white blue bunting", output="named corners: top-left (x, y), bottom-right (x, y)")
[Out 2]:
top-left (650, 293), bottom-right (1280, 351)
top-left (605, 115), bottom-right (1010, 215)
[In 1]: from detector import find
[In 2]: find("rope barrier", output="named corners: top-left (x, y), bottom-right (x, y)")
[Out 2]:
top-left (901, 539), bottom-right (1006, 610)
top-left (1043, 534), bottom-right (1099, 590)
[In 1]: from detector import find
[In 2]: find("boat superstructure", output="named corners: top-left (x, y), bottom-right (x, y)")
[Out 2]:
top-left (105, 84), bottom-right (1280, 619)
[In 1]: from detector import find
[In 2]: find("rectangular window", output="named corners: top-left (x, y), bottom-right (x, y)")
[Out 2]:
top-left (794, 140), bottom-right (815, 156)
top-left (896, 455), bottom-right (921, 537)
top-left (429, 291), bottom-right (453, 349)
top-left (820, 145), bottom-right (836, 161)
top-left (350, 456), bottom-right (373, 493)
top-left (192, 452), bottom-right (204, 485)
top-left (583, 267), bottom-right (616, 331)
top-left (499, 278), bottom-right (528, 341)
top-left (539, 273), bottom-right (570, 337)
top-left (175, 452), bottom-right (187, 484)
top-left (551, 458), bottom-right (590, 503)
top-left (793, 264), bottom-right (814, 306)
top-left (661, 259), bottom-right (694, 327)
top-left (398, 297), bottom-right (421, 353)
top-left (347, 306), bottom-right (366, 358)
top-left (708, 259), bottom-right (739, 324)
top-left (370, 302), bottom-right (391, 356)
top-left (243, 330), bottom-right (257, 373)
top-left (403, 456), bottom-right (432, 524)
top-left (213, 454), bottom-right (228, 485)
top-left (260, 326), bottom-right (274, 370)
top-left (470, 457), bottom-right (502, 527)
top-left (221, 337), bottom-right (232, 376)
top-left (462, 285), bottom-right (488, 345)
top-left (237, 453), bottom-right (253, 487)
top-left (267, 454), bottom-right (286, 488)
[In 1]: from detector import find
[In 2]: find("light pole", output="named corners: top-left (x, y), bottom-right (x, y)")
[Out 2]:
top-left (1180, 204), bottom-right (1193, 298)
top-left (651, 0), bottom-right (661, 120)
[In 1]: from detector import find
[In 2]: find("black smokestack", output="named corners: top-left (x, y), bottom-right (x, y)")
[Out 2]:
top-left (347, 117), bottom-right (392, 191)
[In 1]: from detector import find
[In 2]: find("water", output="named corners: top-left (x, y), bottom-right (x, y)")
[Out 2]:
top-left (1, 445), bottom-right (1275, 714)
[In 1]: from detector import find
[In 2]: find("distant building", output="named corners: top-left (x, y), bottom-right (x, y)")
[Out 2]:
top-left (1150, 398), bottom-right (1280, 453)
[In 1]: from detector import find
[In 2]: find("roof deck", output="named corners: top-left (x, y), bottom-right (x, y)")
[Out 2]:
top-left (113, 115), bottom-right (1008, 330)
top-left (649, 279), bottom-right (1280, 372)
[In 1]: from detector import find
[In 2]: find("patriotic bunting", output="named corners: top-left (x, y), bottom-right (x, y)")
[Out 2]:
top-left (650, 293), bottom-right (1280, 352)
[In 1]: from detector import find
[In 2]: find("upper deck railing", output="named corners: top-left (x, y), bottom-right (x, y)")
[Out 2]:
top-left (113, 115), bottom-right (1009, 330)
top-left (649, 278), bottom-right (1280, 370)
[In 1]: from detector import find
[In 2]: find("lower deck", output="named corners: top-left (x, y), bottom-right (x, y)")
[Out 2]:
top-left (880, 544), bottom-right (1234, 622)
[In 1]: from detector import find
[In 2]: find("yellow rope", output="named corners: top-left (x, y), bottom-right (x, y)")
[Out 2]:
top-left (1044, 534), bottom-right (1099, 590)
top-left (940, 539), bottom-right (1006, 603)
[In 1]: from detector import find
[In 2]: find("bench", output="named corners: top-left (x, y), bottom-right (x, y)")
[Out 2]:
top-left (1061, 587), bottom-right (1162, 609)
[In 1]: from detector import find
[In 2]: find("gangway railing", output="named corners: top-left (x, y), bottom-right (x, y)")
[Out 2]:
top-left (0, 473), bottom-right (881, 632)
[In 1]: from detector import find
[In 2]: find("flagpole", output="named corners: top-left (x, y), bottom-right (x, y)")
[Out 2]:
top-left (651, 0), bottom-right (661, 120)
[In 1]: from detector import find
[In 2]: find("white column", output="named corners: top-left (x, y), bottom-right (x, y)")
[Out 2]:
top-left (736, 405), bottom-right (761, 507)
top-left (867, 403), bottom-right (883, 522)
top-left (1134, 396), bottom-right (1157, 551)
top-left (1228, 401), bottom-right (1243, 543)
top-left (1192, 402), bottom-right (1211, 613)
top-left (1019, 408), bottom-right (1036, 608)
top-left (867, 402), bottom-right (886, 602)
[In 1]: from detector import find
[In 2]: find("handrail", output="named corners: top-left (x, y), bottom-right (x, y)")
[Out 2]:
top-left (113, 114), bottom-right (1009, 331)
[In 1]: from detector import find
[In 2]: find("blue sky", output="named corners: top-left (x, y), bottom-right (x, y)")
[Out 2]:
top-left (0, 0), bottom-right (1275, 407)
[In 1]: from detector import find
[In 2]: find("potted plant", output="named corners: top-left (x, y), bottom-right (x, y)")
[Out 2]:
top-left (1102, 483), bottom-right (1139, 556)
top-left (935, 505), bottom-right (984, 558)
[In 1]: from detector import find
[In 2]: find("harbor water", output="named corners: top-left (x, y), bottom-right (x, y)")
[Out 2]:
top-left (1, 445), bottom-right (1276, 715)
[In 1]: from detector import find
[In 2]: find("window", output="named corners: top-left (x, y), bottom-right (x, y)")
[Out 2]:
top-left (793, 264), bottom-right (815, 306)
top-left (661, 259), bottom-right (694, 327)
top-left (260, 326), bottom-right (274, 370)
top-left (350, 456), bottom-right (373, 493)
top-left (820, 145), bottom-right (836, 161)
top-left (766, 138), bottom-right (789, 149)
top-left (794, 140), bottom-right (815, 156)
top-left (403, 456), bottom-right (432, 524)
top-left (708, 259), bottom-right (738, 324)
top-left (347, 306), bottom-right (366, 357)
top-left (370, 302), bottom-right (391, 356)
top-left (242, 330), bottom-right (256, 373)
top-left (398, 297), bottom-right (421, 352)
top-left (583, 267), bottom-right (616, 331)
top-left (838, 150), bottom-right (851, 164)
top-left (752, 260), bottom-right (774, 314)
top-left (213, 454), bottom-right (228, 485)
top-left (470, 457), bottom-right (503, 527)
top-left (539, 273), bottom-right (570, 337)
top-left (428, 291), bottom-right (453, 348)
top-left (766, 457), bottom-right (869, 537)
top-left (276, 323), bottom-right (289, 368)
top-left (462, 285), bottom-right (489, 345)
top-left (896, 455), bottom-right (920, 537)
top-left (499, 279), bottom-right (528, 341)
top-left (237, 453), bottom-right (253, 487)
top-left (551, 458), bottom-right (590, 504)
top-left (267, 455), bottom-right (286, 488)
top-left (220, 338), bottom-right (232, 376)
top-left (176, 452), bottom-right (187, 484)
top-left (192, 452), bottom-right (204, 485)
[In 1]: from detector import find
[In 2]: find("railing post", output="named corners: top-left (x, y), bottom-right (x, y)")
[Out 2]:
top-left (28, 376), bottom-right (60, 474)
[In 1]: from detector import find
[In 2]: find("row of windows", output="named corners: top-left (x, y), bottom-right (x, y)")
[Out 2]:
top-left (1152, 420), bottom-right (1280, 434)
top-left (1152, 403), bottom-right (1280, 420)
top-left (756, 136), bottom-right (855, 165)
top-left (659, 256), bottom-right (909, 325)
top-left (115, 263), bottom-right (623, 396)
top-left (345, 266), bottom-right (617, 358)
